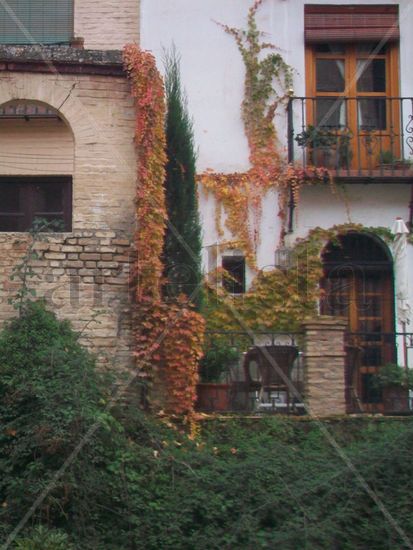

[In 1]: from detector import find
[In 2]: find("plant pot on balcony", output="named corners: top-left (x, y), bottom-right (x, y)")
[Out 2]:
top-left (196, 383), bottom-right (231, 412)
top-left (310, 147), bottom-right (336, 169)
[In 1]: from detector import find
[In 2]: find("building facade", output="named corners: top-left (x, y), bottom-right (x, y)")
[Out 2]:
top-left (1, 0), bottom-right (413, 413)
top-left (141, 0), bottom-right (413, 412)
top-left (0, 1), bottom-right (139, 370)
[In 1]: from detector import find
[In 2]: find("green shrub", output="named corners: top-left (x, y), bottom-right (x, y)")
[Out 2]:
top-left (199, 342), bottom-right (240, 382)
top-left (0, 301), bottom-right (120, 543)
top-left (14, 525), bottom-right (74, 550)
top-left (1, 301), bottom-right (413, 549)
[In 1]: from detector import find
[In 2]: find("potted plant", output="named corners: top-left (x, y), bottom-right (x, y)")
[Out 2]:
top-left (373, 363), bottom-right (413, 413)
top-left (196, 342), bottom-right (240, 412)
top-left (378, 150), bottom-right (397, 169)
top-left (295, 125), bottom-right (339, 168)
top-left (377, 151), bottom-right (412, 170)
top-left (337, 130), bottom-right (353, 169)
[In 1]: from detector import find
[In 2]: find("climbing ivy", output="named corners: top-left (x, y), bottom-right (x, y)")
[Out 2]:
top-left (204, 223), bottom-right (387, 332)
top-left (198, 0), bottom-right (329, 263)
top-left (124, 45), bottom-right (204, 416)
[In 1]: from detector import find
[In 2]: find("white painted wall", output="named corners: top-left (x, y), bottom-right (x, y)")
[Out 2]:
top-left (141, 0), bottom-right (413, 331)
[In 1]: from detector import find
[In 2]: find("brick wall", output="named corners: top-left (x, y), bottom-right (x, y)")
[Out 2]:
top-left (302, 317), bottom-right (348, 417)
top-left (0, 71), bottom-right (137, 371)
top-left (74, 0), bottom-right (140, 50)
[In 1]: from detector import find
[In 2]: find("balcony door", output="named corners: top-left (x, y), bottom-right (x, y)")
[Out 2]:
top-left (305, 41), bottom-right (400, 171)
top-left (321, 233), bottom-right (395, 412)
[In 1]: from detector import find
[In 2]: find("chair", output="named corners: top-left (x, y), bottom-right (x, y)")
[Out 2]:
top-left (243, 345), bottom-right (299, 411)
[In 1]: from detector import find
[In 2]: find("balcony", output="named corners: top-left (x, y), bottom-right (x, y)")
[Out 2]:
top-left (288, 97), bottom-right (413, 184)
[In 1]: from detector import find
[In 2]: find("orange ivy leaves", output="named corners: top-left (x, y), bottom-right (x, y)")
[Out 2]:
top-left (124, 44), bottom-right (167, 301)
top-left (134, 299), bottom-right (205, 415)
top-left (124, 45), bottom-right (204, 415)
top-left (199, 0), bottom-right (330, 262)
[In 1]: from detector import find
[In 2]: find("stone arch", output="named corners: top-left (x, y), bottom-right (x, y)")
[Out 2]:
top-left (0, 73), bottom-right (95, 146)
top-left (0, 99), bottom-right (74, 176)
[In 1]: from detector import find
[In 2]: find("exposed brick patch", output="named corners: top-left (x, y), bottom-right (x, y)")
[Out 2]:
top-left (0, 230), bottom-right (135, 371)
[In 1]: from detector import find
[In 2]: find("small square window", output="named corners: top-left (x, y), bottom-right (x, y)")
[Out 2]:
top-left (0, 176), bottom-right (72, 232)
top-left (222, 256), bottom-right (245, 294)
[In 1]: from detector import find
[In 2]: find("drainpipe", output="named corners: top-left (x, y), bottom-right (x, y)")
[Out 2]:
top-left (287, 98), bottom-right (295, 233)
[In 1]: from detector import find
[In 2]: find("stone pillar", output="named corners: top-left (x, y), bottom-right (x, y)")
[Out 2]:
top-left (302, 317), bottom-right (347, 417)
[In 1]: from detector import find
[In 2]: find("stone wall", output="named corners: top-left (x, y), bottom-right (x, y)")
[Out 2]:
top-left (302, 317), bottom-right (348, 417)
top-left (0, 70), bottom-right (137, 371)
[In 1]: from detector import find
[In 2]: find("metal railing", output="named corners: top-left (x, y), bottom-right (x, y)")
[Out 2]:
top-left (196, 331), bottom-right (305, 414)
top-left (345, 331), bottom-right (413, 414)
top-left (288, 97), bottom-right (413, 179)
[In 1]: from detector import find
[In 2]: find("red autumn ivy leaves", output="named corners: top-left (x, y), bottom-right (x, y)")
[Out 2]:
top-left (124, 45), bottom-right (204, 415)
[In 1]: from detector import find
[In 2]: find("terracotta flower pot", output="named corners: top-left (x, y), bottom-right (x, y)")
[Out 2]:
top-left (196, 383), bottom-right (231, 412)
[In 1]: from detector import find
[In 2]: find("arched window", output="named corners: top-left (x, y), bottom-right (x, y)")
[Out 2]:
top-left (0, 101), bottom-right (73, 232)
top-left (321, 232), bottom-right (395, 411)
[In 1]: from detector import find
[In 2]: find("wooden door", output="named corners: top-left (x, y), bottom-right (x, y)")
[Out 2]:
top-left (321, 234), bottom-right (395, 411)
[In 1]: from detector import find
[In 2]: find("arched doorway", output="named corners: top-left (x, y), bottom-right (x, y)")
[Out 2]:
top-left (321, 232), bottom-right (395, 412)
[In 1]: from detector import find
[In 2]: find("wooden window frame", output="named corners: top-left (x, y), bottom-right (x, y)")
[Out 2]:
top-left (0, 175), bottom-right (72, 232)
top-left (305, 42), bottom-right (400, 168)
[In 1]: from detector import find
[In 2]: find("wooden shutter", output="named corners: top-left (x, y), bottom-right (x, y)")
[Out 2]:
top-left (305, 5), bottom-right (399, 43)
top-left (0, 0), bottom-right (73, 45)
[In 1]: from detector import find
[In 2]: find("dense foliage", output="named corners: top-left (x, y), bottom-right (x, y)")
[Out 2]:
top-left (1, 308), bottom-right (412, 549)
top-left (123, 45), bottom-right (204, 415)
top-left (0, 301), bottom-right (121, 546)
top-left (163, 48), bottom-right (203, 309)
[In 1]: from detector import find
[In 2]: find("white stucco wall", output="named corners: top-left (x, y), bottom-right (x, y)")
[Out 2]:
top-left (141, 0), bottom-right (413, 332)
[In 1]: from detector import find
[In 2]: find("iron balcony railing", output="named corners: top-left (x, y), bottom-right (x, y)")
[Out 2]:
top-left (345, 331), bottom-right (413, 414)
top-left (196, 331), bottom-right (305, 415)
top-left (288, 96), bottom-right (413, 180)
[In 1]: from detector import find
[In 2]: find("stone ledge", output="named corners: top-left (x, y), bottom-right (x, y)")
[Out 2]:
top-left (0, 46), bottom-right (124, 77)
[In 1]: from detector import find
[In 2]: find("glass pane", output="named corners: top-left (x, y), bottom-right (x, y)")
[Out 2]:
top-left (0, 0), bottom-right (73, 45)
top-left (357, 59), bottom-right (386, 92)
top-left (356, 42), bottom-right (387, 55)
top-left (222, 256), bottom-right (245, 294)
top-left (316, 59), bottom-right (345, 92)
top-left (358, 98), bottom-right (387, 130)
top-left (362, 346), bottom-right (382, 367)
top-left (0, 215), bottom-right (25, 231)
top-left (33, 182), bottom-right (65, 230)
top-left (315, 43), bottom-right (345, 54)
top-left (0, 183), bottom-right (21, 212)
top-left (316, 98), bottom-right (346, 129)
top-left (33, 183), bottom-right (64, 213)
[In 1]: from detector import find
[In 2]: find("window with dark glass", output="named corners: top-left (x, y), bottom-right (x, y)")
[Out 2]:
top-left (306, 37), bottom-right (400, 170)
top-left (0, 0), bottom-right (73, 45)
top-left (0, 176), bottom-right (72, 232)
top-left (222, 256), bottom-right (245, 294)
top-left (312, 43), bottom-right (391, 131)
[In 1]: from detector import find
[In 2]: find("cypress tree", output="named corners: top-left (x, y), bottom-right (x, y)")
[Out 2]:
top-left (163, 48), bottom-right (203, 309)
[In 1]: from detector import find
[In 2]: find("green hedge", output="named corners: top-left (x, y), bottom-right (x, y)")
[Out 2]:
top-left (1, 302), bottom-right (413, 549)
